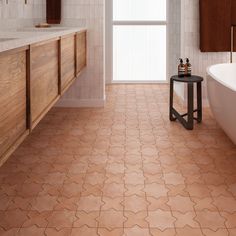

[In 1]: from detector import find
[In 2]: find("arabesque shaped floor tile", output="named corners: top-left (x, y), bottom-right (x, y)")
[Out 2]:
top-left (77, 195), bottom-right (103, 212)
top-left (124, 195), bottom-right (149, 212)
top-left (45, 227), bottom-right (72, 236)
top-left (124, 211), bottom-right (149, 228)
top-left (46, 210), bottom-right (76, 230)
top-left (201, 228), bottom-right (229, 236)
top-left (74, 211), bottom-right (99, 228)
top-left (71, 226), bottom-right (98, 236)
top-left (167, 195), bottom-right (195, 213)
top-left (175, 226), bottom-right (204, 236)
top-left (172, 211), bottom-right (199, 228)
top-left (150, 228), bottom-right (176, 236)
top-left (195, 209), bottom-right (226, 231)
top-left (98, 228), bottom-right (124, 236)
top-left (146, 209), bottom-right (176, 230)
top-left (18, 225), bottom-right (45, 236)
top-left (213, 196), bottom-right (236, 213)
top-left (124, 226), bottom-right (151, 236)
top-left (97, 209), bottom-right (127, 229)
top-left (101, 197), bottom-right (124, 211)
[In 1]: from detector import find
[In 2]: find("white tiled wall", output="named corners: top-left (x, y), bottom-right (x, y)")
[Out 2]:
top-left (177, 0), bottom-right (230, 105)
top-left (0, 0), bottom-right (45, 29)
top-left (168, 0), bottom-right (181, 79)
top-left (57, 0), bottom-right (105, 107)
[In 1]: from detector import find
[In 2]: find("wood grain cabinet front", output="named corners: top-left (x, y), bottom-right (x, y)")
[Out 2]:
top-left (60, 34), bottom-right (76, 94)
top-left (30, 39), bottom-right (60, 129)
top-left (0, 47), bottom-right (29, 164)
top-left (76, 31), bottom-right (87, 76)
top-left (200, 0), bottom-right (236, 52)
top-left (0, 30), bottom-right (87, 166)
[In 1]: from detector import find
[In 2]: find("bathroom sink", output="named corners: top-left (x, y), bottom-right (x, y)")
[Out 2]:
top-left (0, 38), bottom-right (18, 42)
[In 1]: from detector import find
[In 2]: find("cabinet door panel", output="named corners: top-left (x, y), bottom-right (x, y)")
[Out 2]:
top-left (46, 0), bottom-right (61, 24)
top-left (61, 35), bottom-right (75, 93)
top-left (76, 31), bottom-right (86, 75)
top-left (200, 0), bottom-right (231, 52)
top-left (31, 40), bottom-right (59, 127)
top-left (0, 50), bottom-right (27, 157)
top-left (232, 0), bottom-right (236, 24)
top-left (232, 0), bottom-right (236, 51)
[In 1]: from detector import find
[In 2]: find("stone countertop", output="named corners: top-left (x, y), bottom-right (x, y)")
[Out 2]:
top-left (0, 27), bottom-right (86, 53)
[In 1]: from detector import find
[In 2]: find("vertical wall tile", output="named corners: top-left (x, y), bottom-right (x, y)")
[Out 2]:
top-left (58, 0), bottom-right (105, 104)
top-left (0, 0), bottom-right (45, 29)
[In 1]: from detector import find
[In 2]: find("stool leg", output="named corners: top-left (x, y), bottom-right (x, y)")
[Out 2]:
top-left (187, 83), bottom-right (194, 130)
top-left (169, 79), bottom-right (175, 121)
top-left (197, 82), bottom-right (202, 123)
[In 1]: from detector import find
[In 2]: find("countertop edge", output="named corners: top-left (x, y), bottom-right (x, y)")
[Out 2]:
top-left (0, 27), bottom-right (87, 53)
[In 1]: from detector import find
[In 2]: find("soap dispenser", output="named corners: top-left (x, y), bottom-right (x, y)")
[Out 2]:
top-left (178, 58), bottom-right (185, 77)
top-left (185, 58), bottom-right (192, 76)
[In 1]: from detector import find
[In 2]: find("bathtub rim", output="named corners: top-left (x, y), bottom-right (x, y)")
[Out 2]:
top-left (207, 63), bottom-right (236, 92)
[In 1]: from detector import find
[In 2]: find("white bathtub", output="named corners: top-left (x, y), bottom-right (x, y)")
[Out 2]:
top-left (207, 63), bottom-right (236, 145)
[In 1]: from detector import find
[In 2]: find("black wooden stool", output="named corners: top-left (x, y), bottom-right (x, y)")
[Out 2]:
top-left (169, 75), bottom-right (204, 130)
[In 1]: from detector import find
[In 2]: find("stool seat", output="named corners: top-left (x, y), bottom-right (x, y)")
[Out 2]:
top-left (171, 75), bottom-right (203, 83)
top-left (169, 75), bottom-right (204, 130)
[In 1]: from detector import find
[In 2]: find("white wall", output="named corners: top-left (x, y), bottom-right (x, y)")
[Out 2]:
top-left (168, 0), bottom-right (185, 101)
top-left (56, 0), bottom-right (105, 108)
top-left (177, 0), bottom-right (230, 105)
top-left (168, 0), bottom-right (181, 79)
top-left (0, 0), bottom-right (45, 29)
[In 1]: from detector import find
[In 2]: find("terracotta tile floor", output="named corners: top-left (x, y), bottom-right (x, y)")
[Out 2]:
top-left (0, 84), bottom-right (236, 236)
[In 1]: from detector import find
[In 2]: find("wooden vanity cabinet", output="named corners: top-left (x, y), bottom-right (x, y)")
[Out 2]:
top-left (0, 47), bottom-right (29, 164)
top-left (30, 39), bottom-right (60, 129)
top-left (76, 31), bottom-right (87, 76)
top-left (60, 34), bottom-right (76, 94)
top-left (0, 30), bottom-right (87, 166)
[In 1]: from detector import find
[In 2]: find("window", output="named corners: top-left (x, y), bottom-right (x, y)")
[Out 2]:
top-left (113, 0), bottom-right (166, 21)
top-left (111, 0), bottom-right (167, 82)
